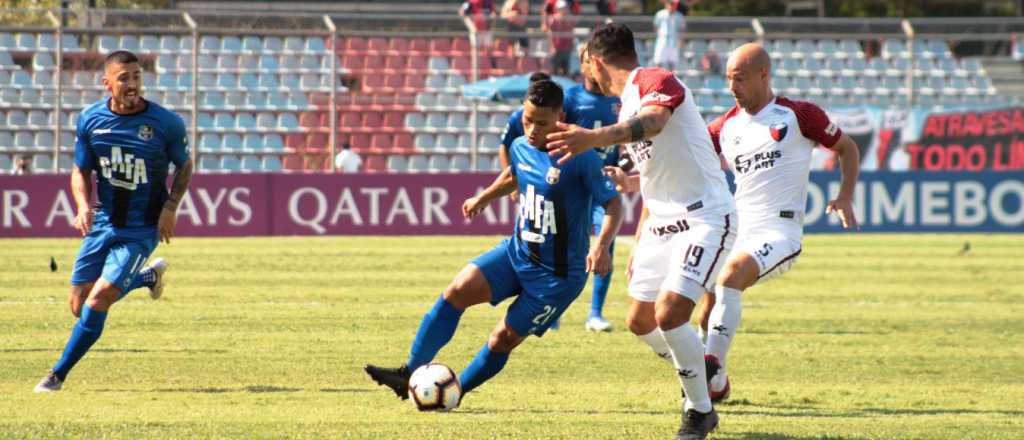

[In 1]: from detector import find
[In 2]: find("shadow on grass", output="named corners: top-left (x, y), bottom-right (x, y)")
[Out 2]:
top-left (97, 386), bottom-right (372, 394)
top-left (721, 434), bottom-right (868, 440)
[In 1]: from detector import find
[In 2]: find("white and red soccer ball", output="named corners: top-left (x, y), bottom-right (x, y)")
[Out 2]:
top-left (408, 363), bottom-right (462, 412)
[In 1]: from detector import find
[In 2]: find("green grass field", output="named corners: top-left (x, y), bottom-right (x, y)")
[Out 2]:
top-left (1, 234), bottom-right (1022, 439)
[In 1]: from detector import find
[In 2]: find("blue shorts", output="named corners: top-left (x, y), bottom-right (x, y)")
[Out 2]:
top-left (70, 223), bottom-right (158, 292)
top-left (471, 239), bottom-right (586, 338)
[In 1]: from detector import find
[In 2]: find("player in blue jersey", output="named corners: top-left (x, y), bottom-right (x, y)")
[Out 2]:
top-left (34, 51), bottom-right (193, 392)
top-left (365, 80), bottom-right (623, 405)
top-left (497, 71), bottom-right (551, 171)
top-left (565, 43), bottom-right (622, 332)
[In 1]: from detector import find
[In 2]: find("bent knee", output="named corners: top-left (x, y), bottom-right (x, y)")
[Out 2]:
top-left (443, 266), bottom-right (490, 309)
top-left (626, 309), bottom-right (657, 335)
top-left (487, 327), bottom-right (521, 353)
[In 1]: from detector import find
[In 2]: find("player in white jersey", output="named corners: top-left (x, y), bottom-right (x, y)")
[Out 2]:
top-left (547, 23), bottom-right (734, 440)
top-left (699, 43), bottom-right (861, 401)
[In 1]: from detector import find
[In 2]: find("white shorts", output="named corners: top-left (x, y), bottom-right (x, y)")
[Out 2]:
top-left (652, 41), bottom-right (679, 67)
top-left (731, 225), bottom-right (803, 283)
top-left (629, 212), bottom-right (737, 303)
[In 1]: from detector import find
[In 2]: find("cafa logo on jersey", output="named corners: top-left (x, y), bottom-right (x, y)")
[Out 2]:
top-left (99, 146), bottom-right (148, 190)
top-left (519, 184), bottom-right (558, 241)
top-left (769, 122), bottom-right (788, 142)
top-left (545, 167), bottom-right (561, 185)
top-left (138, 124), bottom-right (154, 141)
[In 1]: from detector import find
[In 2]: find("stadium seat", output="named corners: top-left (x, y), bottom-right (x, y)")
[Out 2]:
top-left (305, 37), bottom-right (326, 53)
top-left (198, 154), bottom-right (220, 172)
top-left (10, 70), bottom-right (31, 88)
top-left (264, 134), bottom-right (285, 151)
top-left (221, 36), bottom-right (242, 54)
top-left (0, 133), bottom-right (11, 150)
top-left (27, 110), bottom-right (47, 128)
top-left (427, 154), bottom-right (449, 173)
top-left (414, 134), bottom-right (435, 150)
top-left (7, 110), bottom-right (27, 127)
top-left (370, 134), bottom-right (392, 150)
top-left (415, 93), bottom-right (436, 109)
top-left (404, 112), bottom-right (426, 130)
top-left (241, 133), bottom-right (261, 152)
top-left (220, 155), bottom-right (241, 171)
top-left (198, 112), bottom-right (215, 128)
top-left (436, 134), bottom-right (458, 151)
top-left (262, 36), bottom-right (283, 53)
top-left (200, 133), bottom-right (222, 152)
top-left (158, 35), bottom-right (179, 53)
top-left (35, 132), bottom-right (54, 150)
top-left (392, 133), bottom-right (412, 149)
top-left (278, 113), bottom-right (299, 129)
top-left (428, 57), bottom-right (450, 72)
top-left (33, 154), bottom-right (53, 172)
top-left (0, 33), bottom-right (15, 50)
top-left (479, 134), bottom-right (499, 151)
top-left (450, 155), bottom-right (470, 171)
top-left (882, 39), bottom-right (906, 58)
top-left (203, 91), bottom-right (225, 108)
top-left (262, 156), bottom-right (283, 171)
top-left (236, 112), bottom-right (257, 130)
top-left (15, 33), bottom-right (36, 51)
top-left (387, 154), bottom-right (408, 172)
top-left (363, 112), bottom-right (383, 128)
top-left (200, 36), bottom-right (220, 53)
top-left (32, 52), bottom-right (55, 71)
top-left (283, 36), bottom-right (304, 54)
top-left (255, 112), bottom-right (276, 129)
top-left (221, 133), bottom-right (242, 151)
top-left (14, 132), bottom-right (33, 150)
top-left (238, 36), bottom-right (260, 53)
top-left (267, 91), bottom-right (288, 108)
top-left (178, 36), bottom-right (194, 52)
top-left (447, 113), bottom-right (468, 129)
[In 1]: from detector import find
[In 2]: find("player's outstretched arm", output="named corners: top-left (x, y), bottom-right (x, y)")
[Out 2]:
top-left (463, 166), bottom-right (517, 219)
top-left (546, 105), bottom-right (671, 165)
top-left (587, 196), bottom-right (624, 276)
top-left (70, 166), bottom-right (94, 236)
top-left (825, 134), bottom-right (861, 229)
top-left (158, 159), bottom-right (194, 244)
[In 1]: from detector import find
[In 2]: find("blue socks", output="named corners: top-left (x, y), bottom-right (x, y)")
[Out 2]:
top-left (52, 304), bottom-right (108, 381)
top-left (118, 267), bottom-right (156, 300)
top-left (406, 295), bottom-right (464, 371)
top-left (459, 343), bottom-right (510, 393)
top-left (590, 241), bottom-right (614, 319)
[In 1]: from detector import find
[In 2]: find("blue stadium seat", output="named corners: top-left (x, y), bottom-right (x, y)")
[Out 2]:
top-left (479, 134), bottom-right (499, 151)
top-left (238, 54), bottom-right (258, 71)
top-left (221, 36), bottom-right (242, 54)
top-left (58, 154), bottom-right (73, 171)
top-left (33, 154), bottom-right (53, 172)
top-left (35, 132), bottom-right (54, 150)
top-left (155, 55), bottom-right (176, 73)
top-left (299, 55), bottom-right (319, 71)
top-left (425, 113), bottom-right (446, 128)
top-left (10, 70), bottom-right (31, 88)
top-left (0, 132), bottom-right (12, 150)
top-left (213, 113), bottom-right (234, 130)
top-left (262, 36), bottom-right (283, 53)
top-left (14, 131), bottom-right (33, 150)
top-left (415, 92), bottom-right (437, 109)
top-left (225, 91), bottom-right (245, 108)
top-left (262, 156), bottom-right (283, 171)
top-left (414, 134), bottom-right (435, 150)
top-left (882, 39), bottom-right (906, 59)
top-left (427, 57), bottom-right (450, 72)
top-left (281, 74), bottom-right (301, 90)
top-left (266, 91), bottom-right (287, 108)
top-left (139, 35), bottom-right (160, 53)
top-left (222, 133), bottom-right (242, 151)
top-left (457, 134), bottom-right (473, 150)
top-left (258, 74), bottom-right (279, 89)
top-left (427, 155), bottom-right (449, 173)
top-left (198, 113), bottom-right (215, 128)
top-left (242, 36), bottom-right (262, 53)
top-left (305, 37), bottom-right (326, 53)
top-left (200, 36), bottom-right (220, 53)
top-left (436, 134), bottom-right (458, 151)
top-left (15, 33), bottom-right (36, 51)
top-left (277, 113), bottom-right (299, 130)
top-left (220, 155), bottom-right (241, 171)
top-left (256, 112), bottom-right (276, 129)
top-left (387, 155), bottom-right (407, 172)
top-left (241, 133), bottom-right (261, 152)
top-left (240, 155), bottom-right (261, 172)
top-left (263, 134), bottom-right (284, 151)
top-left (216, 73), bottom-right (238, 89)
top-left (159, 35), bottom-right (179, 53)
top-left (7, 110), bottom-right (27, 127)
top-left (178, 36), bottom-right (194, 52)
top-left (200, 133), bottom-right (222, 152)
top-left (236, 113), bottom-right (257, 130)
top-left (33, 70), bottom-right (53, 87)
top-left (837, 39), bottom-right (861, 57)
top-left (299, 74), bottom-right (319, 90)
top-left (283, 36), bottom-right (304, 53)
top-left (19, 88), bottom-right (40, 105)
top-left (286, 92), bottom-right (308, 110)
top-left (203, 91), bottom-right (225, 108)
top-left (199, 154), bottom-right (220, 172)
top-left (177, 73), bottom-right (193, 89)
top-left (0, 33), bottom-right (15, 50)
top-left (447, 113), bottom-right (468, 129)
top-left (27, 110), bottom-right (47, 128)
top-left (218, 54), bottom-right (239, 71)
top-left (120, 35), bottom-right (140, 52)
top-left (450, 155), bottom-right (470, 171)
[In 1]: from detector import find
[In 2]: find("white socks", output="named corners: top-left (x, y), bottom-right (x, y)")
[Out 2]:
top-left (661, 324), bottom-right (712, 413)
top-left (636, 328), bottom-right (673, 364)
top-left (706, 285), bottom-right (742, 390)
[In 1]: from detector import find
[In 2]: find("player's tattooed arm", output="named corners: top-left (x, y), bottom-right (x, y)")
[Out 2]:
top-left (546, 106), bottom-right (671, 165)
top-left (158, 160), bottom-right (193, 244)
top-left (71, 166), bottom-right (94, 236)
top-left (463, 166), bottom-right (517, 219)
top-left (164, 159), bottom-right (194, 212)
top-left (826, 134), bottom-right (860, 229)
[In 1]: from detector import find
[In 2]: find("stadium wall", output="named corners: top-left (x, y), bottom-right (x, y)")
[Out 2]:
top-left (1, 171), bottom-right (1021, 237)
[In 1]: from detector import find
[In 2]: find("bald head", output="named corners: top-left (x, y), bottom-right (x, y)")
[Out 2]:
top-left (727, 43), bottom-right (771, 74)
top-left (726, 43), bottom-right (774, 113)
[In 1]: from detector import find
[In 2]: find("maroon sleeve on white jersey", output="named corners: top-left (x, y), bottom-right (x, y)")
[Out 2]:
top-left (776, 97), bottom-right (843, 148)
top-left (706, 106), bottom-right (740, 154)
top-left (634, 68), bottom-right (685, 111)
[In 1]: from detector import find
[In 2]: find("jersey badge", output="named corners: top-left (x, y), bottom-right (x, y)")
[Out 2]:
top-left (545, 167), bottom-right (561, 185)
top-left (138, 124), bottom-right (154, 141)
top-left (769, 122), bottom-right (788, 141)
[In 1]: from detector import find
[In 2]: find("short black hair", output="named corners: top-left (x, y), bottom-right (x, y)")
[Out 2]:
top-left (588, 22), bottom-right (637, 66)
top-left (526, 79), bottom-right (563, 110)
top-left (104, 50), bottom-right (139, 68)
top-left (528, 71), bottom-right (551, 84)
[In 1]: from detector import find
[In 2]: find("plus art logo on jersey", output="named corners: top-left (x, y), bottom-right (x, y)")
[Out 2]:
top-left (769, 122), bottom-right (788, 141)
top-left (518, 184), bottom-right (557, 242)
top-left (98, 146), bottom-right (148, 190)
top-left (626, 139), bottom-right (653, 164)
top-left (734, 150), bottom-right (782, 174)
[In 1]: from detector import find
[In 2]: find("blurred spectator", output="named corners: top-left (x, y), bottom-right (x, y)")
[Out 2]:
top-left (12, 155), bottom-right (30, 175)
top-left (334, 141), bottom-right (363, 173)
top-left (501, 0), bottom-right (529, 57)
top-left (596, 0), bottom-right (616, 17)
top-left (1013, 34), bottom-right (1022, 62)
top-left (700, 49), bottom-right (722, 76)
top-left (652, 0), bottom-right (685, 72)
top-left (541, 0), bottom-right (579, 31)
top-left (460, 0), bottom-right (497, 50)
top-left (547, 0), bottom-right (575, 75)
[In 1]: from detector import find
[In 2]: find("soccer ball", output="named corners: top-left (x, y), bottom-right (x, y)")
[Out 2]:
top-left (408, 363), bottom-right (462, 412)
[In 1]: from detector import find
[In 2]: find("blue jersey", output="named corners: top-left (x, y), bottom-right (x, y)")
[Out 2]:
top-left (508, 136), bottom-right (619, 279)
top-left (74, 98), bottom-right (190, 229)
top-left (563, 84), bottom-right (621, 167)
top-left (500, 107), bottom-right (525, 150)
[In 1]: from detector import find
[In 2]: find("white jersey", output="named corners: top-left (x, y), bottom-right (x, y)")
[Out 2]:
top-left (709, 97), bottom-right (843, 228)
top-left (620, 67), bottom-right (733, 220)
top-left (653, 10), bottom-right (684, 49)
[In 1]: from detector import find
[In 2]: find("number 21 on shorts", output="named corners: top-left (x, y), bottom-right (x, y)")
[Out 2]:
top-left (532, 305), bottom-right (558, 326)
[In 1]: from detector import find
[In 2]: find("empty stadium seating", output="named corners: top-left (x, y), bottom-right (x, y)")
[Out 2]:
top-left (0, 30), bottom-right (1014, 174)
